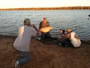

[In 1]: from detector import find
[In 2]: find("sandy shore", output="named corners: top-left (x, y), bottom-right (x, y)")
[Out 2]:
top-left (0, 35), bottom-right (90, 68)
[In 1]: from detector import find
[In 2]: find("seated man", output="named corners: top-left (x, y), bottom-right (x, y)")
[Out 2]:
top-left (60, 29), bottom-right (66, 39)
top-left (58, 29), bottom-right (73, 47)
top-left (39, 17), bottom-right (52, 40)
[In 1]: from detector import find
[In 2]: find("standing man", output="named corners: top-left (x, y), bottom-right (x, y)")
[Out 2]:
top-left (39, 17), bottom-right (51, 40)
top-left (13, 18), bottom-right (39, 68)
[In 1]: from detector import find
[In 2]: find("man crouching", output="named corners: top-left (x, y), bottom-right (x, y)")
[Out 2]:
top-left (13, 18), bottom-right (39, 68)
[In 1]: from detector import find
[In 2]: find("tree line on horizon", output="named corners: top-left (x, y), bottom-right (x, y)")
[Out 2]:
top-left (0, 6), bottom-right (90, 10)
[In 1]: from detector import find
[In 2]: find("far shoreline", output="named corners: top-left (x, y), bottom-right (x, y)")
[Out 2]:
top-left (0, 6), bottom-right (90, 11)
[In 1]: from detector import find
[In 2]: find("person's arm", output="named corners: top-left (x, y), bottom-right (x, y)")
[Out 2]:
top-left (32, 24), bottom-right (40, 35)
top-left (39, 22), bottom-right (42, 30)
top-left (75, 34), bottom-right (80, 39)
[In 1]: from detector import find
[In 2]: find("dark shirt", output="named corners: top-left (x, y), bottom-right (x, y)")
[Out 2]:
top-left (39, 21), bottom-right (50, 29)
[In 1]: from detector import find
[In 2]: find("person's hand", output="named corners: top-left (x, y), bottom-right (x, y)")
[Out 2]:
top-left (32, 24), bottom-right (39, 35)
top-left (32, 24), bottom-right (36, 28)
top-left (36, 31), bottom-right (40, 35)
top-left (75, 34), bottom-right (80, 39)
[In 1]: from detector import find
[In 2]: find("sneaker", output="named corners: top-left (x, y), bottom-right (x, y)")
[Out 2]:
top-left (15, 60), bottom-right (19, 68)
top-left (36, 37), bottom-right (41, 40)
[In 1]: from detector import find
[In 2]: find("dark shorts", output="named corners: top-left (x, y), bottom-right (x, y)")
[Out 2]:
top-left (41, 32), bottom-right (52, 40)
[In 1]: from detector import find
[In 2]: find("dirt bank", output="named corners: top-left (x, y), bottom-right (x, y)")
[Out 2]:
top-left (0, 36), bottom-right (89, 68)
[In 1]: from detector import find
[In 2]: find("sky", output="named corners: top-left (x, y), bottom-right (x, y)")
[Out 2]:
top-left (0, 0), bottom-right (90, 8)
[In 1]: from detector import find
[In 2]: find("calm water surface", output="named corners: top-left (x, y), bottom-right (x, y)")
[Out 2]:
top-left (0, 10), bottom-right (90, 40)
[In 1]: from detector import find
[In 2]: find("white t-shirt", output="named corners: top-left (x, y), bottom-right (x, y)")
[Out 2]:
top-left (13, 25), bottom-right (36, 52)
top-left (70, 32), bottom-right (81, 47)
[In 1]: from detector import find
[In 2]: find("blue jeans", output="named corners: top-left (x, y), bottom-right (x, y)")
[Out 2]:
top-left (17, 51), bottom-right (30, 65)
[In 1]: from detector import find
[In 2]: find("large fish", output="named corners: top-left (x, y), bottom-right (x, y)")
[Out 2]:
top-left (40, 26), bottom-right (53, 33)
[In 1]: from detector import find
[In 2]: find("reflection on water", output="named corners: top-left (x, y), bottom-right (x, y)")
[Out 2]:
top-left (0, 10), bottom-right (90, 40)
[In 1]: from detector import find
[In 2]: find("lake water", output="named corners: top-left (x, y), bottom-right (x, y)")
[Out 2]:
top-left (0, 10), bottom-right (90, 40)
